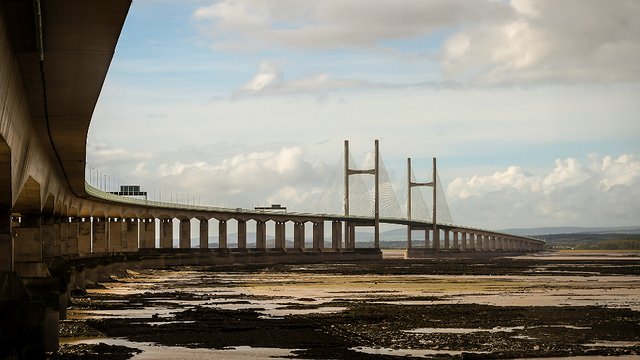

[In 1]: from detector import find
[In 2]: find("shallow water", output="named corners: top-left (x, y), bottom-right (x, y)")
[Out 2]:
top-left (62, 338), bottom-right (299, 360)
top-left (65, 252), bottom-right (640, 359)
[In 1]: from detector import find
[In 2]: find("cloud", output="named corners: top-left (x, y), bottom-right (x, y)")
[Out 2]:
top-left (89, 138), bottom-right (640, 228)
top-left (90, 144), bottom-right (332, 211)
top-left (441, 0), bottom-right (640, 85)
top-left (234, 61), bottom-right (368, 98)
top-left (447, 154), bottom-right (640, 228)
top-left (193, 0), bottom-right (640, 85)
top-left (192, 0), bottom-right (507, 50)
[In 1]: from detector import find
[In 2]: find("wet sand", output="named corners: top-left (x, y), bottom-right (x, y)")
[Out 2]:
top-left (53, 250), bottom-right (640, 359)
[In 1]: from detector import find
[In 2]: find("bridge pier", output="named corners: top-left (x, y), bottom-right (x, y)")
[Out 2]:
top-left (42, 216), bottom-right (54, 259)
top-left (12, 214), bottom-right (62, 353)
top-left (140, 218), bottom-right (156, 249)
top-left (237, 220), bottom-right (247, 249)
top-left (199, 219), bottom-right (209, 249)
top-left (460, 232), bottom-right (467, 250)
top-left (92, 218), bottom-right (107, 253)
top-left (466, 233), bottom-right (474, 250)
top-left (475, 234), bottom-right (481, 251)
top-left (275, 221), bottom-right (286, 249)
top-left (67, 218), bottom-right (79, 256)
top-left (332, 221), bottom-right (342, 250)
top-left (124, 218), bottom-right (138, 252)
top-left (218, 220), bottom-right (227, 249)
top-left (345, 222), bottom-right (356, 249)
top-left (109, 219), bottom-right (123, 252)
top-left (55, 217), bottom-right (69, 256)
top-left (313, 222), bottom-right (324, 250)
top-left (444, 230), bottom-right (450, 250)
top-left (294, 222), bottom-right (304, 249)
top-left (14, 215), bottom-right (44, 272)
top-left (160, 219), bottom-right (173, 248)
top-left (78, 218), bottom-right (91, 255)
top-left (425, 228), bottom-right (430, 249)
top-left (179, 219), bottom-right (191, 249)
top-left (256, 221), bottom-right (266, 249)
top-left (0, 212), bottom-right (12, 272)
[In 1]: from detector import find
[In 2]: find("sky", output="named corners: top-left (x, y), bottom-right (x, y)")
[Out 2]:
top-left (87, 0), bottom-right (640, 229)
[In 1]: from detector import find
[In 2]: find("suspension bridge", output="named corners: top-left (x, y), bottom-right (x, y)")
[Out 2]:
top-left (0, 1), bottom-right (543, 357)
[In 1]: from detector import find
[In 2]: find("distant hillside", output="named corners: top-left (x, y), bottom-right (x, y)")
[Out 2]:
top-left (539, 232), bottom-right (640, 249)
top-left (500, 226), bottom-right (640, 237)
top-left (193, 226), bottom-right (640, 250)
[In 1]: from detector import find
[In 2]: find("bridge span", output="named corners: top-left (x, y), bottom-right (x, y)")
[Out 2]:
top-left (0, 1), bottom-right (543, 358)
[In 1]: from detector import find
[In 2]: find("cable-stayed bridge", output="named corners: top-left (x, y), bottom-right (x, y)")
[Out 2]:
top-left (77, 139), bottom-right (542, 256)
top-left (0, 1), bottom-right (542, 357)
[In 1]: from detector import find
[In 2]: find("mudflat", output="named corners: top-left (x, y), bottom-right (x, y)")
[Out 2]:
top-left (53, 251), bottom-right (640, 359)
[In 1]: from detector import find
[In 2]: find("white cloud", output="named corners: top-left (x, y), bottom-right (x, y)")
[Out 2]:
top-left (192, 0), bottom-right (507, 50)
top-left (234, 61), bottom-right (368, 98)
top-left (441, 0), bottom-right (640, 84)
top-left (447, 154), bottom-right (640, 228)
top-left (89, 144), bottom-right (331, 211)
top-left (193, 0), bottom-right (640, 85)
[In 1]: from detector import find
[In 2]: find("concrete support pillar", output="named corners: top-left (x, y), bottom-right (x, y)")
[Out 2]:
top-left (475, 234), bottom-right (483, 251)
top-left (57, 218), bottom-right (68, 256)
top-left (331, 221), bottom-right (342, 250)
top-left (313, 222), bottom-right (324, 250)
top-left (275, 222), bottom-right (285, 249)
top-left (124, 219), bottom-right (138, 252)
top-left (460, 232), bottom-right (467, 250)
top-left (348, 223), bottom-right (356, 249)
top-left (294, 222), bottom-right (304, 249)
top-left (67, 218), bottom-right (79, 256)
top-left (218, 220), bottom-right (227, 249)
top-left (255, 221), bottom-right (266, 249)
top-left (444, 230), bottom-right (450, 250)
top-left (78, 219), bottom-right (91, 255)
top-left (199, 219), bottom-right (209, 249)
top-left (433, 229), bottom-right (440, 251)
top-left (424, 228), bottom-right (430, 249)
top-left (452, 231), bottom-right (459, 250)
top-left (179, 219), bottom-right (191, 249)
top-left (1, 211), bottom-right (13, 272)
top-left (51, 218), bottom-right (61, 257)
top-left (237, 220), bottom-right (247, 249)
top-left (92, 217), bottom-right (107, 253)
top-left (483, 235), bottom-right (490, 251)
top-left (42, 216), bottom-right (54, 258)
top-left (14, 214), bottom-right (42, 263)
top-left (140, 219), bottom-right (156, 249)
top-left (160, 219), bottom-right (173, 248)
top-left (108, 219), bottom-right (123, 252)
